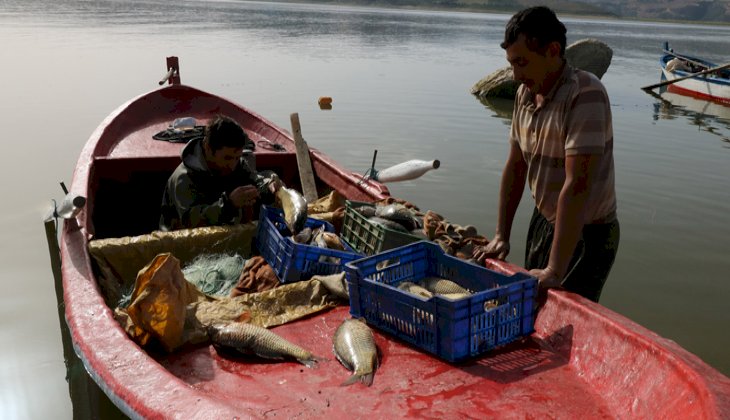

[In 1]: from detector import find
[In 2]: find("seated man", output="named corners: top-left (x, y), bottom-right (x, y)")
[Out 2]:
top-left (160, 115), bottom-right (279, 231)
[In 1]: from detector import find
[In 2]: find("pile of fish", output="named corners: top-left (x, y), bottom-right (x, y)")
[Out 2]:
top-left (207, 317), bottom-right (381, 387)
top-left (352, 203), bottom-right (425, 237)
top-left (291, 225), bottom-right (345, 250)
top-left (290, 225), bottom-right (350, 264)
top-left (264, 173), bottom-right (349, 257)
top-left (396, 276), bottom-right (502, 310)
top-left (396, 276), bottom-right (473, 300)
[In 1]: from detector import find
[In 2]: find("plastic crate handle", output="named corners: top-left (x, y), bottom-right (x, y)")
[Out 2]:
top-left (375, 257), bottom-right (402, 272)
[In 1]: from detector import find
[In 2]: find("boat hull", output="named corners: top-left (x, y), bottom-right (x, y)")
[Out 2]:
top-left (58, 74), bottom-right (730, 418)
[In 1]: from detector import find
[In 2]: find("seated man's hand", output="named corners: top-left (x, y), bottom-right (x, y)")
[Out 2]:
top-left (472, 235), bottom-right (510, 263)
top-left (229, 185), bottom-right (260, 208)
top-left (267, 177), bottom-right (283, 194)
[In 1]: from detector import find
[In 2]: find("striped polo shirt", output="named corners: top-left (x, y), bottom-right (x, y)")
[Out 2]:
top-left (510, 64), bottom-right (617, 224)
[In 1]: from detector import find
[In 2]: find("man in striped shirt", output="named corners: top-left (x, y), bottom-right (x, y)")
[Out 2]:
top-left (473, 6), bottom-right (620, 302)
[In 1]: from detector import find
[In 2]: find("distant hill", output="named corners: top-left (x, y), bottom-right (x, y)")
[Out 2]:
top-left (573, 0), bottom-right (730, 22)
top-left (299, 0), bottom-right (730, 23)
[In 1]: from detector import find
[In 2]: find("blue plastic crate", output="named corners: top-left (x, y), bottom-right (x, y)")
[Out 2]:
top-left (256, 205), bottom-right (363, 284)
top-left (344, 241), bottom-right (537, 362)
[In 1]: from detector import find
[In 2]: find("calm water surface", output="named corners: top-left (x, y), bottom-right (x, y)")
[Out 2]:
top-left (1, 0), bottom-right (728, 417)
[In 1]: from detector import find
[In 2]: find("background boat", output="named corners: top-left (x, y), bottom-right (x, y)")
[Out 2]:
top-left (659, 43), bottom-right (730, 105)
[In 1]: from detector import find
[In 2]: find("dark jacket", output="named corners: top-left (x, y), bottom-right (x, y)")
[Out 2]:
top-left (159, 138), bottom-right (273, 231)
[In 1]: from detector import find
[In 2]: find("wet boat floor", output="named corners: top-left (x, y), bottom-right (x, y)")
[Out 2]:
top-left (159, 306), bottom-right (612, 418)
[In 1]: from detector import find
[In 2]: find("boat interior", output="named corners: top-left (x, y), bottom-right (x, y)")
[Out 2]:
top-left (89, 146), bottom-right (315, 240)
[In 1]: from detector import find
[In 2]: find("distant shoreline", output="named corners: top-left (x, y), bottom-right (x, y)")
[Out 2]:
top-left (256, 0), bottom-right (730, 26)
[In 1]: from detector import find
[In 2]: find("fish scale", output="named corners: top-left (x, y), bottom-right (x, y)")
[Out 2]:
top-left (420, 276), bottom-right (472, 295)
top-left (333, 318), bottom-right (379, 386)
top-left (208, 322), bottom-right (318, 368)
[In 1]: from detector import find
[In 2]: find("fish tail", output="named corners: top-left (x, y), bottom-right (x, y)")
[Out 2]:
top-left (298, 356), bottom-right (319, 369)
top-left (340, 372), bottom-right (374, 387)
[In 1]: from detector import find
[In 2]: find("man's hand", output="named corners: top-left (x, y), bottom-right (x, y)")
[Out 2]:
top-left (267, 177), bottom-right (283, 194)
top-left (529, 266), bottom-right (562, 291)
top-left (472, 235), bottom-right (510, 263)
top-left (229, 185), bottom-right (260, 208)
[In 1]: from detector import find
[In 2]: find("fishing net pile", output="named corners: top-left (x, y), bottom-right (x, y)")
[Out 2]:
top-left (89, 223), bottom-right (346, 352)
top-left (181, 253), bottom-right (245, 297)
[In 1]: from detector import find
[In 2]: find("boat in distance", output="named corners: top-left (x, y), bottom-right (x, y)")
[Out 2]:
top-left (659, 42), bottom-right (730, 105)
top-left (49, 57), bottom-right (730, 419)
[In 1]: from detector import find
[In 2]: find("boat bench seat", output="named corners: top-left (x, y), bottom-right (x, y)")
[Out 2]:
top-left (91, 153), bottom-right (302, 239)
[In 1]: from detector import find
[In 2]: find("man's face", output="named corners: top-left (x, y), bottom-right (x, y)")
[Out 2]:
top-left (207, 145), bottom-right (243, 175)
top-left (505, 34), bottom-right (551, 94)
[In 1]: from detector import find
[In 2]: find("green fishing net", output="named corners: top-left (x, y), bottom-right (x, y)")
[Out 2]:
top-left (181, 253), bottom-right (246, 297)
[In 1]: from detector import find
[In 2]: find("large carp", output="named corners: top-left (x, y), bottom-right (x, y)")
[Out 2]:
top-left (276, 186), bottom-right (308, 235)
top-left (397, 281), bottom-right (434, 299)
top-left (208, 322), bottom-right (318, 368)
top-left (420, 276), bottom-right (472, 295)
top-left (333, 318), bottom-right (379, 386)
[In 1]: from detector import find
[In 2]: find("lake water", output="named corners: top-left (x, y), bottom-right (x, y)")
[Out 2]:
top-left (1, 0), bottom-right (729, 417)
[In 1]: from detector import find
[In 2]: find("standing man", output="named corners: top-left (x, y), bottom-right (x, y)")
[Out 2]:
top-left (160, 115), bottom-right (280, 231)
top-left (473, 6), bottom-right (619, 302)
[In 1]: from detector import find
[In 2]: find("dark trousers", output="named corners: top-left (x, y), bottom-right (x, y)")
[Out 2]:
top-left (525, 208), bottom-right (620, 302)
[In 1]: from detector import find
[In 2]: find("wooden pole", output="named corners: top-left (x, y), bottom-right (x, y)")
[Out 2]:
top-left (290, 113), bottom-right (318, 203)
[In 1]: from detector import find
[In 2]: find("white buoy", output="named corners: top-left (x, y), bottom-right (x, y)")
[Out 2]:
top-left (374, 159), bottom-right (440, 183)
top-left (45, 193), bottom-right (86, 221)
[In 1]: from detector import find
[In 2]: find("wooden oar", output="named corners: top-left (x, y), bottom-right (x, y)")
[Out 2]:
top-left (641, 61), bottom-right (730, 91)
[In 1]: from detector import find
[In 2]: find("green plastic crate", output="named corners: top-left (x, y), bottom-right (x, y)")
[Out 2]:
top-left (341, 200), bottom-right (424, 256)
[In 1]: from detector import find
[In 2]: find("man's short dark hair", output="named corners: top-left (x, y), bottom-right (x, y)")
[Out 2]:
top-left (204, 115), bottom-right (251, 151)
top-left (500, 6), bottom-right (566, 56)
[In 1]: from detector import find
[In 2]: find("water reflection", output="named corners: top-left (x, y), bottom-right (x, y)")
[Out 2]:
top-left (478, 87), bottom-right (730, 147)
top-left (648, 88), bottom-right (730, 147)
top-left (475, 95), bottom-right (514, 125)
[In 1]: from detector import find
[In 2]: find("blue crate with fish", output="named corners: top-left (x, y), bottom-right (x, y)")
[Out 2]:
top-left (256, 205), bottom-right (363, 284)
top-left (341, 200), bottom-right (425, 256)
top-left (344, 240), bottom-right (537, 362)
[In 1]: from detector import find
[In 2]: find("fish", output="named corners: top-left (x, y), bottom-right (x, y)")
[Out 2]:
top-left (484, 300), bottom-right (500, 311)
top-left (276, 186), bottom-right (308, 235)
top-left (207, 322), bottom-right (318, 368)
top-left (367, 216), bottom-right (410, 233)
top-left (438, 292), bottom-right (472, 300)
top-left (420, 276), bottom-right (472, 295)
top-left (352, 205), bottom-right (377, 218)
top-left (397, 281), bottom-right (434, 298)
top-left (292, 226), bottom-right (313, 244)
top-left (313, 230), bottom-right (345, 251)
top-left (375, 204), bottom-right (422, 231)
top-left (333, 318), bottom-right (379, 386)
top-left (311, 227), bottom-right (344, 263)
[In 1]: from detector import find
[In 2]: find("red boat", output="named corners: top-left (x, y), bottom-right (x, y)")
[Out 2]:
top-left (48, 57), bottom-right (730, 419)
